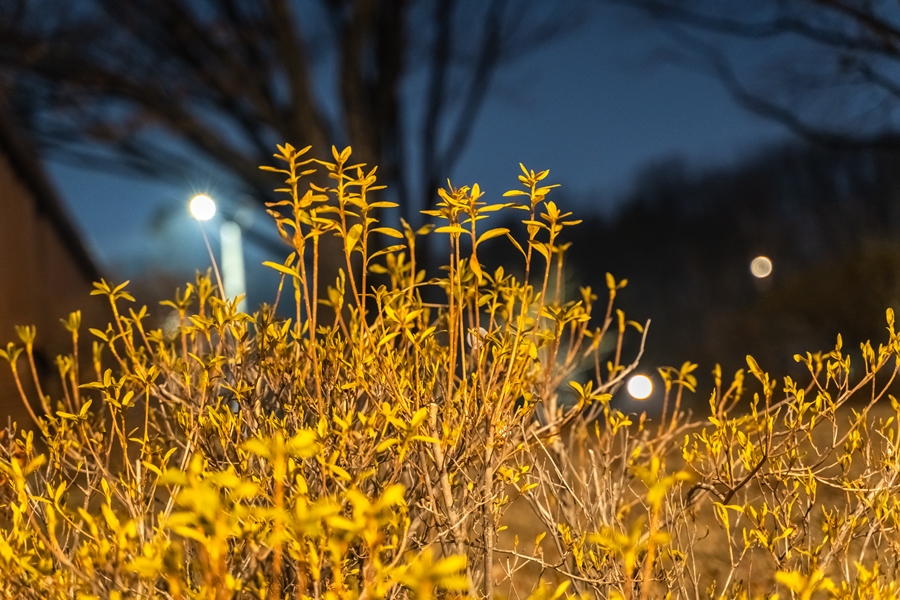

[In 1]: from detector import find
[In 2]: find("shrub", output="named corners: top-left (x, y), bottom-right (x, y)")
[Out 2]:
top-left (1, 144), bottom-right (899, 599)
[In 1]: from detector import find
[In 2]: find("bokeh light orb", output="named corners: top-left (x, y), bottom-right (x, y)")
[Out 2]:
top-left (189, 194), bottom-right (217, 221)
top-left (627, 374), bottom-right (653, 400)
top-left (750, 256), bottom-right (773, 279)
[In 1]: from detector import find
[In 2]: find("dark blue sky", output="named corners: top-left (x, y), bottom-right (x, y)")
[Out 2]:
top-left (45, 4), bottom-right (790, 295)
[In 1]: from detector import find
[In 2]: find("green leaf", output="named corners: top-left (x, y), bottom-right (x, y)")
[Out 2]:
top-left (285, 431), bottom-right (318, 457)
top-left (410, 435), bottom-right (440, 444)
top-left (476, 227), bottom-right (510, 245)
top-left (262, 261), bottom-right (299, 278)
top-left (375, 439), bottom-right (400, 453)
top-left (367, 244), bottom-right (406, 262)
top-left (431, 554), bottom-right (467, 577)
top-left (372, 226), bottom-right (404, 239)
top-left (469, 255), bottom-right (484, 281)
top-left (142, 461), bottom-right (163, 478)
top-left (531, 242), bottom-right (550, 261)
top-left (434, 225), bottom-right (466, 235)
top-left (89, 328), bottom-right (109, 342)
top-left (346, 223), bottom-right (364, 253)
top-left (327, 463), bottom-right (352, 481)
top-left (746, 355), bottom-right (762, 377)
top-left (367, 201), bottom-right (399, 209)
top-left (242, 438), bottom-right (272, 459)
top-left (506, 233), bottom-right (526, 258)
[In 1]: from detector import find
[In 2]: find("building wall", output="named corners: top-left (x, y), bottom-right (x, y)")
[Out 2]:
top-left (0, 136), bottom-right (101, 429)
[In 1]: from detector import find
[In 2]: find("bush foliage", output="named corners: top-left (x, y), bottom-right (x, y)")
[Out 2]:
top-left (1, 145), bottom-right (900, 599)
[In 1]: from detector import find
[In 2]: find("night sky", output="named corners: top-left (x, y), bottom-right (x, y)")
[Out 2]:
top-left (45, 4), bottom-right (789, 299)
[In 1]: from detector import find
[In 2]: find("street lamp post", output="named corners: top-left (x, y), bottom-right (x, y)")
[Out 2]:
top-left (220, 220), bottom-right (247, 311)
top-left (189, 194), bottom-right (247, 311)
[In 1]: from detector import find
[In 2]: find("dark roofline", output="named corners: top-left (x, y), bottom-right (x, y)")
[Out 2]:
top-left (0, 108), bottom-right (101, 283)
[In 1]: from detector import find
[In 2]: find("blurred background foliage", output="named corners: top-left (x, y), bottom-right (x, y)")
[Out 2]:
top-left (5, 0), bottom-right (900, 411)
top-left (566, 143), bottom-right (900, 384)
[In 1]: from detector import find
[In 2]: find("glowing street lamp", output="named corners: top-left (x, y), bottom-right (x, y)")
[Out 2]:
top-left (750, 256), bottom-right (773, 279)
top-left (627, 374), bottom-right (653, 400)
top-left (189, 194), bottom-right (247, 311)
top-left (189, 194), bottom-right (217, 221)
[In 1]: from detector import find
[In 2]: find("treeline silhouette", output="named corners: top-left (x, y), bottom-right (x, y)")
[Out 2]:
top-left (493, 143), bottom-right (900, 400)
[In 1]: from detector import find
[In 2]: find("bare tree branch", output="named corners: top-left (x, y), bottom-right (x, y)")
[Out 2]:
top-left (0, 0), bottom-right (581, 230)
top-left (437, 0), bottom-right (506, 179)
top-left (421, 0), bottom-right (454, 219)
top-left (607, 0), bottom-right (900, 149)
top-left (684, 26), bottom-right (900, 149)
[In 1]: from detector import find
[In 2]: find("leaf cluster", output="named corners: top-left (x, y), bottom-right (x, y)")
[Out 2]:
top-left (3, 145), bottom-right (899, 600)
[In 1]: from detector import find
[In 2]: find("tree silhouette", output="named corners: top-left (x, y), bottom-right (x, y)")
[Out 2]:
top-left (607, 0), bottom-right (900, 150)
top-left (546, 142), bottom-right (900, 394)
top-left (0, 0), bottom-right (579, 223)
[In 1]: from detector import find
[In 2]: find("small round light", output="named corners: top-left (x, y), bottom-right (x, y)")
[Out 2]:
top-left (189, 194), bottom-right (217, 221)
top-left (750, 256), bottom-right (773, 279)
top-left (627, 374), bottom-right (653, 400)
